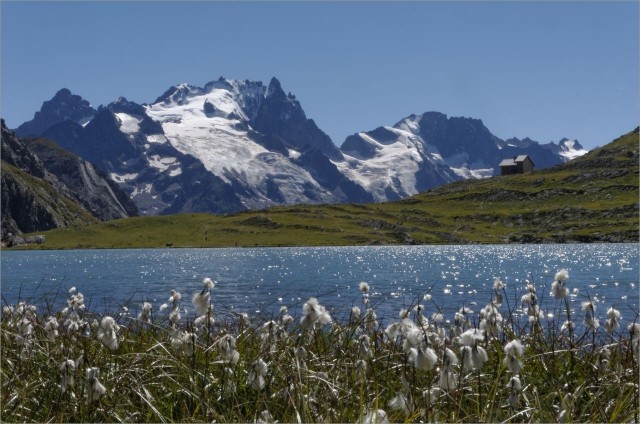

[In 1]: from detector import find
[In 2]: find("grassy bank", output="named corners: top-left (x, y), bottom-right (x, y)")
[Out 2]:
top-left (17, 128), bottom-right (638, 249)
top-left (1, 272), bottom-right (639, 422)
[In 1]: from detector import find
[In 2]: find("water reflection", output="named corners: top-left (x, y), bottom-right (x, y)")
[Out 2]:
top-left (2, 244), bottom-right (638, 325)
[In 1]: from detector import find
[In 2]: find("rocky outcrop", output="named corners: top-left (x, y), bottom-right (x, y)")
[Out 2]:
top-left (1, 122), bottom-right (136, 241)
top-left (15, 88), bottom-right (95, 137)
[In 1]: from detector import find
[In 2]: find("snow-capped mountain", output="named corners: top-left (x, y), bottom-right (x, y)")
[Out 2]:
top-left (336, 111), bottom-right (588, 201)
top-left (12, 78), bottom-right (588, 215)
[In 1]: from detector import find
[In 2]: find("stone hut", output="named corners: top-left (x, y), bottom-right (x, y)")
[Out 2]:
top-left (499, 155), bottom-right (535, 175)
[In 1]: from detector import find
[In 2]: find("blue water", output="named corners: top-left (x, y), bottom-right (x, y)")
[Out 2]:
top-left (1, 244), bottom-right (638, 325)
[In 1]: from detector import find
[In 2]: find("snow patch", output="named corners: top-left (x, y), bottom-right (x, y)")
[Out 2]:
top-left (114, 113), bottom-right (141, 134)
top-left (168, 167), bottom-right (182, 177)
top-left (109, 172), bottom-right (138, 183)
top-left (146, 134), bottom-right (168, 144)
top-left (148, 155), bottom-right (177, 171)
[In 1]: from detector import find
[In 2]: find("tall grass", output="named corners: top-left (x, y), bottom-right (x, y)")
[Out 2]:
top-left (1, 272), bottom-right (638, 423)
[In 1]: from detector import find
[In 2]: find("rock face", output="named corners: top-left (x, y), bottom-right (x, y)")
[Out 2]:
top-left (15, 88), bottom-right (96, 137)
top-left (1, 121), bottom-right (136, 241)
top-left (13, 80), bottom-right (588, 215)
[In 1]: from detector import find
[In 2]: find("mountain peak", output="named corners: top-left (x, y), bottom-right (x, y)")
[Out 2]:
top-left (267, 77), bottom-right (284, 97)
top-left (14, 89), bottom-right (95, 137)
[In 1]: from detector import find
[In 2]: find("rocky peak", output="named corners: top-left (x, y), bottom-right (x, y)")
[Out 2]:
top-left (15, 88), bottom-right (96, 137)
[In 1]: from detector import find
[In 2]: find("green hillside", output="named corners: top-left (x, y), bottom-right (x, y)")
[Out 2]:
top-left (18, 128), bottom-right (639, 249)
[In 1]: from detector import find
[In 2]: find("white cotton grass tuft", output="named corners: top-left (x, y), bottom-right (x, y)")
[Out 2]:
top-left (59, 359), bottom-right (76, 393)
top-left (44, 316), bottom-right (59, 341)
top-left (555, 269), bottom-right (570, 282)
top-left (192, 278), bottom-right (214, 316)
top-left (350, 306), bottom-right (361, 323)
top-left (360, 409), bottom-right (389, 424)
top-left (551, 269), bottom-right (570, 299)
top-left (388, 391), bottom-right (411, 416)
top-left (86, 367), bottom-right (106, 403)
top-left (354, 359), bottom-right (367, 382)
top-left (409, 347), bottom-right (437, 371)
top-left (300, 297), bottom-right (332, 329)
top-left (215, 334), bottom-right (239, 364)
top-left (98, 316), bottom-right (119, 351)
top-left (171, 331), bottom-right (197, 357)
top-left (138, 302), bottom-right (153, 324)
top-left (248, 358), bottom-right (269, 390)
top-left (359, 282), bottom-right (369, 293)
top-left (493, 277), bottom-right (505, 290)
top-left (503, 339), bottom-right (524, 374)
top-left (364, 308), bottom-right (378, 333)
top-left (604, 307), bottom-right (621, 333)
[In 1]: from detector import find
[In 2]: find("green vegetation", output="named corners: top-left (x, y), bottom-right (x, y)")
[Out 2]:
top-left (19, 128), bottom-right (639, 249)
top-left (2, 275), bottom-right (638, 422)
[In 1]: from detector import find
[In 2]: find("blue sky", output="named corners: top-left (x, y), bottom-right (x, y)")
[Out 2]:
top-left (1, 1), bottom-right (638, 150)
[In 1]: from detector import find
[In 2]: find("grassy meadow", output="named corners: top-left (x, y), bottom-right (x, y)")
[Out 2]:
top-left (18, 128), bottom-right (638, 249)
top-left (1, 272), bottom-right (639, 423)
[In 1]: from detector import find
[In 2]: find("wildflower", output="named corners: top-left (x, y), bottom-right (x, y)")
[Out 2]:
top-left (555, 269), bottom-right (569, 282)
top-left (97, 316), bottom-right (119, 351)
top-left (248, 359), bottom-right (268, 390)
top-left (597, 347), bottom-right (611, 372)
top-left (551, 269), bottom-right (569, 299)
top-left (259, 321), bottom-right (281, 353)
top-left (281, 313), bottom-right (294, 327)
top-left (431, 312), bottom-right (444, 323)
top-left (192, 277), bottom-right (214, 316)
top-left (351, 306), bottom-right (362, 323)
top-left (438, 348), bottom-right (459, 391)
top-left (359, 334), bottom-right (373, 358)
top-left (480, 303), bottom-right (503, 338)
top-left (364, 308), bottom-right (378, 333)
top-left (216, 334), bottom-right (239, 364)
top-left (582, 300), bottom-right (599, 329)
top-left (223, 367), bottom-right (236, 394)
top-left (399, 308), bottom-right (410, 319)
top-left (182, 332), bottom-right (197, 357)
top-left (194, 314), bottom-right (215, 329)
top-left (558, 393), bottom-right (575, 423)
top-left (169, 289), bottom-right (182, 303)
top-left (171, 331), bottom-right (196, 356)
top-left (423, 293), bottom-right (432, 301)
top-left (561, 320), bottom-right (574, 332)
top-left (388, 392), bottom-right (411, 416)
top-left (86, 367), bottom-right (106, 403)
top-left (360, 409), bottom-right (389, 424)
top-left (409, 347), bottom-right (437, 371)
top-left (503, 339), bottom-right (524, 374)
top-left (359, 282), bottom-right (370, 293)
top-left (138, 302), bottom-right (152, 323)
top-left (300, 297), bottom-right (332, 329)
top-left (16, 316), bottom-right (34, 345)
top-left (424, 387), bottom-right (443, 403)
top-left (454, 306), bottom-right (473, 330)
top-left (59, 359), bottom-right (76, 393)
top-left (44, 316), bottom-right (60, 341)
top-left (493, 277), bottom-right (504, 290)
top-left (507, 375), bottom-right (522, 407)
top-left (604, 307), bottom-right (621, 333)
top-left (255, 410), bottom-right (274, 424)
top-left (460, 328), bottom-right (484, 346)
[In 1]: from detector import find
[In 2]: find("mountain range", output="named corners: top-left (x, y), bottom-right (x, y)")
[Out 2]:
top-left (10, 77), bottom-right (587, 218)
